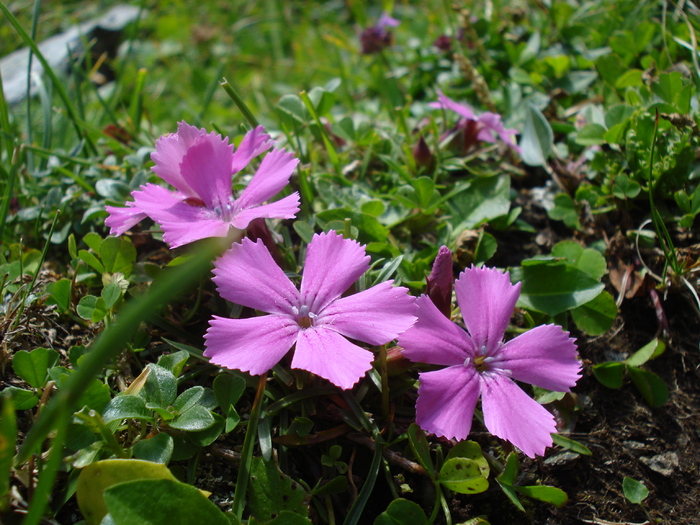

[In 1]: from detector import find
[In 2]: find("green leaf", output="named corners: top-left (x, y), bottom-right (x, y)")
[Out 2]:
top-left (374, 498), bottom-right (428, 525)
top-left (12, 347), bottom-right (59, 389)
top-left (445, 441), bottom-right (489, 478)
top-left (157, 350), bottom-right (190, 377)
top-left (512, 262), bottom-right (605, 316)
top-left (77, 459), bottom-right (181, 525)
top-left (627, 366), bottom-right (668, 408)
top-left (3, 386), bottom-right (38, 410)
top-left (78, 249), bottom-right (105, 274)
top-left (46, 278), bottom-right (72, 311)
top-left (622, 476), bottom-right (649, 504)
top-left (496, 453), bottom-right (524, 511)
top-left (576, 123), bottom-right (607, 146)
top-left (551, 241), bottom-right (606, 279)
top-left (100, 237), bottom-right (137, 277)
top-left (651, 72), bottom-right (684, 107)
top-left (83, 232), bottom-right (103, 253)
top-left (595, 54), bottom-right (624, 86)
top-left (474, 232), bottom-right (498, 266)
top-left (438, 457), bottom-right (489, 494)
top-left (520, 103), bottom-right (553, 167)
top-left (77, 295), bottom-right (108, 323)
top-left (406, 423), bottom-right (435, 476)
top-left (138, 364), bottom-right (177, 409)
top-left (248, 511), bottom-right (312, 525)
top-left (173, 386), bottom-right (206, 413)
top-left (547, 193), bottom-right (581, 230)
top-left (213, 374), bottom-right (246, 414)
top-left (447, 176), bottom-right (511, 231)
top-left (248, 456), bottom-right (310, 521)
top-left (0, 395), bottom-right (17, 510)
top-left (169, 405), bottom-right (215, 432)
top-left (102, 395), bottom-right (153, 424)
top-left (605, 105), bottom-right (635, 128)
top-left (625, 338), bottom-right (666, 367)
top-left (570, 290), bottom-right (617, 336)
top-left (316, 208), bottom-right (388, 244)
top-left (101, 283), bottom-right (122, 310)
top-left (614, 69), bottom-right (643, 89)
top-left (186, 412), bottom-right (225, 447)
top-left (104, 479), bottom-right (229, 525)
top-left (612, 174), bottom-right (641, 199)
top-left (132, 433), bottom-right (174, 465)
top-left (592, 361), bottom-right (625, 389)
top-left (515, 485), bottom-right (568, 507)
top-left (551, 434), bottom-right (592, 455)
top-left (293, 221), bottom-right (315, 244)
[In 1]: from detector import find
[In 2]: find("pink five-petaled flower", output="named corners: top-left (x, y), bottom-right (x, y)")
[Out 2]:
top-left (105, 122), bottom-right (300, 249)
top-left (398, 266), bottom-right (580, 458)
top-left (430, 89), bottom-right (522, 154)
top-left (203, 231), bottom-right (417, 390)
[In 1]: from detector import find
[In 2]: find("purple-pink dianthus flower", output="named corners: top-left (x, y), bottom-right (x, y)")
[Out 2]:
top-left (105, 122), bottom-right (300, 249)
top-left (430, 89), bottom-right (522, 154)
top-left (398, 266), bottom-right (580, 458)
top-left (204, 231), bottom-right (417, 390)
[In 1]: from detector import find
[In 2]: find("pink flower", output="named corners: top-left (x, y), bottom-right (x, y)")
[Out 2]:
top-left (430, 90), bottom-right (522, 154)
top-left (204, 231), bottom-right (417, 389)
top-left (398, 266), bottom-right (580, 457)
top-left (105, 122), bottom-right (300, 249)
top-left (360, 12), bottom-right (400, 54)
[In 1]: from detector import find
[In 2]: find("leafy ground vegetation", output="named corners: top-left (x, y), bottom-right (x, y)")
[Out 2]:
top-left (1, 0), bottom-right (700, 524)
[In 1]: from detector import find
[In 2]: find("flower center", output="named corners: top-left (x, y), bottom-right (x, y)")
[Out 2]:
top-left (292, 304), bottom-right (316, 329)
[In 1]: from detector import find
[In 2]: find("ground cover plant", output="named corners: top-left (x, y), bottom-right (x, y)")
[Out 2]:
top-left (1, 0), bottom-right (700, 523)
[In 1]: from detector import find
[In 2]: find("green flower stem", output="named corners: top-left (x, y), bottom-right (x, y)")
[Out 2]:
top-left (377, 344), bottom-right (390, 424)
top-left (220, 78), bottom-right (260, 129)
top-left (232, 372), bottom-right (268, 520)
top-left (22, 411), bottom-right (69, 525)
top-left (299, 90), bottom-right (340, 174)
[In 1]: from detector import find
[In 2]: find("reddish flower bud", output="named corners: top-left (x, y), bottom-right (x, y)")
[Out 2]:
top-left (413, 135), bottom-right (435, 171)
top-left (426, 245), bottom-right (454, 317)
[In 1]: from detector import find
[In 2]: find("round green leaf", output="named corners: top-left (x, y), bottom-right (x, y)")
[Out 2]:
top-left (132, 433), bottom-right (174, 464)
top-left (627, 366), bottom-right (668, 407)
top-left (77, 459), bottom-right (181, 525)
top-left (571, 291), bottom-right (617, 336)
top-left (168, 405), bottom-right (215, 431)
top-left (102, 395), bottom-right (153, 424)
top-left (103, 479), bottom-right (229, 525)
top-left (438, 457), bottom-right (489, 494)
top-left (374, 499), bottom-right (428, 525)
top-left (12, 347), bottom-right (59, 389)
top-left (622, 476), bottom-right (649, 504)
top-left (592, 361), bottom-right (625, 389)
top-left (515, 485), bottom-right (568, 507)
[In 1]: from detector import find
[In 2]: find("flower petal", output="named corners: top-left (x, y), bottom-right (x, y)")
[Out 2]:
top-left (430, 89), bottom-right (477, 121)
top-left (235, 148), bottom-right (299, 209)
top-left (178, 132), bottom-right (234, 209)
top-left (204, 315), bottom-right (298, 376)
top-left (292, 327), bottom-right (374, 390)
top-left (160, 216), bottom-right (232, 248)
top-left (231, 125), bottom-right (274, 174)
top-left (151, 121), bottom-right (209, 196)
top-left (399, 295), bottom-right (474, 366)
top-left (300, 232), bottom-right (370, 313)
top-left (318, 280), bottom-right (416, 345)
top-left (455, 266), bottom-right (520, 353)
top-left (105, 202), bottom-right (147, 236)
top-left (414, 365), bottom-right (480, 441)
top-left (495, 325), bottom-right (580, 392)
top-left (480, 373), bottom-right (557, 458)
top-left (231, 192), bottom-right (300, 229)
top-left (477, 113), bottom-right (522, 153)
top-left (212, 237), bottom-right (299, 314)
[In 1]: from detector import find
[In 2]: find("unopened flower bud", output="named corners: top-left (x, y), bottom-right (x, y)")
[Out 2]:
top-left (426, 245), bottom-right (454, 317)
top-left (413, 135), bottom-right (435, 171)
